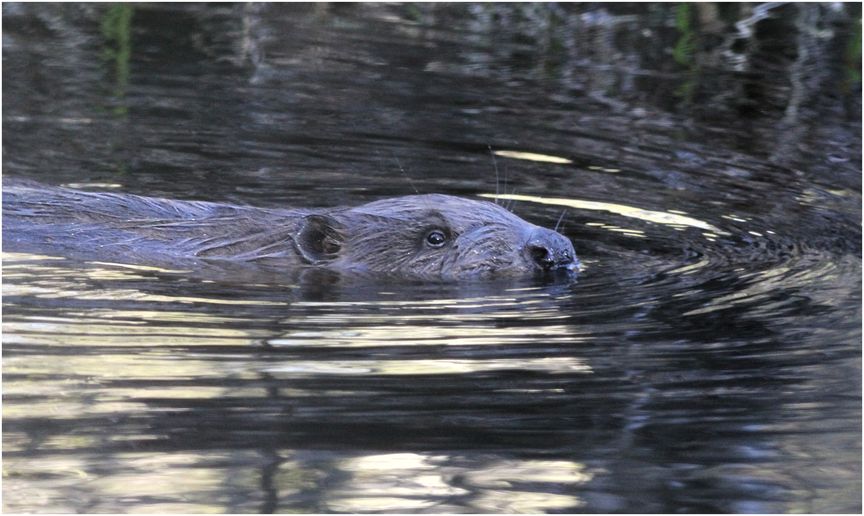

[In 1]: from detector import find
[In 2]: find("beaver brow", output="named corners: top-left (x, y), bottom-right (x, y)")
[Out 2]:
top-left (394, 211), bottom-right (453, 233)
top-left (461, 221), bottom-right (512, 235)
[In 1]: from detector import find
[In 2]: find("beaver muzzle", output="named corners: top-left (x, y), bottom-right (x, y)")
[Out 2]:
top-left (525, 227), bottom-right (579, 273)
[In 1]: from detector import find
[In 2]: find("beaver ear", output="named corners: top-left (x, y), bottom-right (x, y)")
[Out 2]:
top-left (294, 214), bottom-right (345, 264)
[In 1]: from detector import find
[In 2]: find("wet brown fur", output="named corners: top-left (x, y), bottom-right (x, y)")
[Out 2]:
top-left (3, 179), bottom-right (577, 279)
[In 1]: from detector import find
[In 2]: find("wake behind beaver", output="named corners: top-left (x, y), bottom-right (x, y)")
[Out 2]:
top-left (2, 178), bottom-right (579, 280)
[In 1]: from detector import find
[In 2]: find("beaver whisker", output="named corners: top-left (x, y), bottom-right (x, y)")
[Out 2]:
top-left (487, 144), bottom-right (501, 206)
top-left (390, 153), bottom-right (420, 196)
top-left (554, 210), bottom-right (567, 232)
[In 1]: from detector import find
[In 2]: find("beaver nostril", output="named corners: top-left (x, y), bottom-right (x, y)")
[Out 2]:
top-left (526, 227), bottom-right (577, 272)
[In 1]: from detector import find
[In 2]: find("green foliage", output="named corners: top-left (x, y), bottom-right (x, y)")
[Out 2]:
top-left (101, 4), bottom-right (133, 115)
top-left (845, 17), bottom-right (861, 86)
top-left (673, 3), bottom-right (699, 104)
top-left (673, 3), bottom-right (695, 66)
top-left (101, 4), bottom-right (132, 60)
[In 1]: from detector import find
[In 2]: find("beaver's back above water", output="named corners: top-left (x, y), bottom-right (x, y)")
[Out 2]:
top-left (3, 178), bottom-right (579, 280)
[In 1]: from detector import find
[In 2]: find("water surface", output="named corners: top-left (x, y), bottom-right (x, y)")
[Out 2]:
top-left (3, 3), bottom-right (861, 513)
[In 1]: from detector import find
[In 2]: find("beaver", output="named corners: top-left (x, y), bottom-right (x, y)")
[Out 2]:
top-left (2, 178), bottom-right (579, 280)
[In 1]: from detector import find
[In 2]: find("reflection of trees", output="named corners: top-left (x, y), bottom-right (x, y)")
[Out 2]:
top-left (7, 254), bottom-right (855, 512)
top-left (5, 3), bottom-right (858, 196)
top-left (3, 3), bottom-right (860, 513)
top-left (4, 259), bottom-right (607, 511)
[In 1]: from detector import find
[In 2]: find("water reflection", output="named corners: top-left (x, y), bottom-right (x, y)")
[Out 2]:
top-left (485, 192), bottom-right (728, 234)
top-left (3, 2), bottom-right (861, 514)
top-left (492, 149), bottom-right (573, 164)
top-left (325, 454), bottom-right (594, 513)
top-left (100, 3), bottom-right (132, 114)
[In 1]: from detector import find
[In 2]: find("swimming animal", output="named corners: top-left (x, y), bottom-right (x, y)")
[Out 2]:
top-left (2, 178), bottom-right (579, 280)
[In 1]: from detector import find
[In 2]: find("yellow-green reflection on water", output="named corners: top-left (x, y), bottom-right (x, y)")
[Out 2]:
top-left (481, 193), bottom-right (730, 235)
top-left (327, 453), bottom-right (468, 512)
top-left (3, 319), bottom-right (257, 346)
top-left (3, 252), bottom-right (188, 278)
top-left (8, 451), bottom-right (597, 513)
top-left (61, 182), bottom-right (125, 189)
top-left (664, 256), bottom-right (712, 275)
top-left (585, 222), bottom-right (647, 238)
top-left (268, 324), bottom-right (584, 348)
top-left (492, 150), bottom-right (573, 164)
top-left (3, 452), bottom-right (233, 514)
top-left (4, 248), bottom-right (598, 513)
top-left (326, 453), bottom-right (593, 512)
top-left (3, 253), bottom-right (286, 309)
top-left (263, 357), bottom-right (590, 376)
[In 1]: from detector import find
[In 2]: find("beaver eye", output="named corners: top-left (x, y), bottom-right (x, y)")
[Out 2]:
top-left (424, 229), bottom-right (448, 248)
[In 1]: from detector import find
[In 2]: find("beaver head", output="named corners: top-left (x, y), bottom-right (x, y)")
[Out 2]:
top-left (292, 194), bottom-right (578, 279)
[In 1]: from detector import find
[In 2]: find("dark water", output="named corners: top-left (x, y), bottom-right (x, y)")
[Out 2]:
top-left (2, 3), bottom-right (861, 513)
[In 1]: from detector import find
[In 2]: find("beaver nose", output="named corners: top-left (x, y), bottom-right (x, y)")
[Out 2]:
top-left (526, 228), bottom-right (577, 271)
